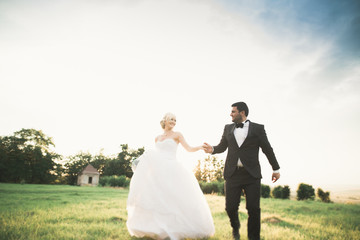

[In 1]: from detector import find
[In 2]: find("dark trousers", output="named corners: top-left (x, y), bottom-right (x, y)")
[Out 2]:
top-left (225, 167), bottom-right (261, 240)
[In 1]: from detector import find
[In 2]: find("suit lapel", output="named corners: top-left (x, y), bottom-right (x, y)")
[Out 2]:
top-left (247, 120), bottom-right (253, 138)
top-left (241, 120), bottom-right (252, 146)
top-left (229, 123), bottom-right (237, 144)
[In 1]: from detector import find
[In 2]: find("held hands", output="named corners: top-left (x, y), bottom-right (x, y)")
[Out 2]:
top-left (202, 143), bottom-right (213, 154)
top-left (272, 172), bottom-right (280, 183)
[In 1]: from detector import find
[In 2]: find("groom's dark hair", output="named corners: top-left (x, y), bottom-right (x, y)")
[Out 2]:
top-left (232, 102), bottom-right (249, 116)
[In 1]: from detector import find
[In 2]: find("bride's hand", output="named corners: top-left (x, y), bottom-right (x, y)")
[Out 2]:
top-left (203, 143), bottom-right (213, 153)
top-left (196, 145), bottom-right (205, 151)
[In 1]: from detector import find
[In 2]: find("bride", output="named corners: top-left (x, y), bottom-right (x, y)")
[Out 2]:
top-left (126, 113), bottom-right (215, 240)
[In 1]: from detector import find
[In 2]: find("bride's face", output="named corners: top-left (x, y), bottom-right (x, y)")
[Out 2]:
top-left (165, 117), bottom-right (176, 129)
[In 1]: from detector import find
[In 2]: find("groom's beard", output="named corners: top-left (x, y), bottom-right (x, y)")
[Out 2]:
top-left (232, 116), bottom-right (243, 123)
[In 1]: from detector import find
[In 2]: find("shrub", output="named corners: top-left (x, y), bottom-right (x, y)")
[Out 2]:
top-left (99, 175), bottom-right (130, 187)
top-left (121, 175), bottom-right (130, 187)
top-left (272, 186), bottom-right (284, 199)
top-left (261, 184), bottom-right (271, 198)
top-left (296, 183), bottom-right (315, 200)
top-left (271, 185), bottom-right (290, 199)
top-left (199, 180), bottom-right (224, 195)
top-left (99, 176), bottom-right (110, 186)
top-left (317, 188), bottom-right (331, 203)
top-left (199, 182), bottom-right (215, 194)
top-left (216, 181), bottom-right (225, 195)
top-left (109, 176), bottom-right (118, 187)
top-left (282, 185), bottom-right (290, 199)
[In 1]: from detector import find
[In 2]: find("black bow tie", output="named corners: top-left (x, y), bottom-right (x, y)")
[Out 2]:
top-left (235, 120), bottom-right (249, 128)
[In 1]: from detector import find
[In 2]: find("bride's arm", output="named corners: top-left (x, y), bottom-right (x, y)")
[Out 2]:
top-left (177, 132), bottom-right (203, 152)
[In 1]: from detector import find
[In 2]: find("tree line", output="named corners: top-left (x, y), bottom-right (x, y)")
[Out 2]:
top-left (0, 128), bottom-right (144, 185)
top-left (0, 128), bottom-right (331, 203)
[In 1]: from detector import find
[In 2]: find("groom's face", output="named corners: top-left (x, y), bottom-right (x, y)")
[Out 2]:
top-left (231, 107), bottom-right (243, 123)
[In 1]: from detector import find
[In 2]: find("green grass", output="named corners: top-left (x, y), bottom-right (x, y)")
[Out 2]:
top-left (0, 183), bottom-right (359, 240)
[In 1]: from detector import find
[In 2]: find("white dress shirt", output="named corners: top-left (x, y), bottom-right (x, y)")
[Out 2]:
top-left (234, 120), bottom-right (249, 167)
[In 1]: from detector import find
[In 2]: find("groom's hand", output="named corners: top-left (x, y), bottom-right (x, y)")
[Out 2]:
top-left (203, 143), bottom-right (213, 154)
top-left (272, 172), bottom-right (280, 183)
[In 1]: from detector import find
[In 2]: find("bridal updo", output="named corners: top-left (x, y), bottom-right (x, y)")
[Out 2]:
top-left (160, 112), bottom-right (176, 129)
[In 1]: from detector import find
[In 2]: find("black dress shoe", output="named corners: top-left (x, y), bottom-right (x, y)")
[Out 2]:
top-left (232, 228), bottom-right (240, 240)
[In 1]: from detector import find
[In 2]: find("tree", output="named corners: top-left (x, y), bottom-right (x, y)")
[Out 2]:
top-left (194, 160), bottom-right (202, 182)
top-left (317, 188), bottom-right (331, 203)
top-left (13, 128), bottom-right (55, 153)
top-left (297, 183), bottom-right (315, 200)
top-left (103, 144), bottom-right (145, 178)
top-left (212, 156), bottom-right (224, 181)
top-left (91, 149), bottom-right (112, 175)
top-left (52, 161), bottom-right (66, 184)
top-left (194, 156), bottom-right (224, 182)
top-left (0, 129), bottom-right (60, 184)
top-left (0, 136), bottom-right (26, 182)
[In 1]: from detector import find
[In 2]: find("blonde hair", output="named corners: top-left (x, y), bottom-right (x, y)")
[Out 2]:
top-left (160, 112), bottom-right (176, 129)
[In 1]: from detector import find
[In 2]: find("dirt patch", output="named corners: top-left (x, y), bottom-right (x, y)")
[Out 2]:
top-left (262, 216), bottom-right (282, 224)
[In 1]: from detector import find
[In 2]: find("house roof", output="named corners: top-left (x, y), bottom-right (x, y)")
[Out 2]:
top-left (80, 164), bottom-right (100, 175)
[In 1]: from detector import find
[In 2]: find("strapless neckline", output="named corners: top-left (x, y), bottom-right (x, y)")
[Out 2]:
top-left (157, 138), bottom-right (178, 144)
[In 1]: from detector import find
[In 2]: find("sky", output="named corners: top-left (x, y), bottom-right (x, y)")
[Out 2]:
top-left (1, 0), bottom-right (359, 190)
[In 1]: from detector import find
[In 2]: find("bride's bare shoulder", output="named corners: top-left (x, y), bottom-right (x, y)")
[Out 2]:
top-left (173, 131), bottom-right (181, 136)
top-left (173, 131), bottom-right (184, 139)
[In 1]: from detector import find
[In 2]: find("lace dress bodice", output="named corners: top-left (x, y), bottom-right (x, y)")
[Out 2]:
top-left (155, 138), bottom-right (178, 155)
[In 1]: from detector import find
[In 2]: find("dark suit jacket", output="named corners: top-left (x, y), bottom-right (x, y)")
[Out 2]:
top-left (212, 121), bottom-right (280, 180)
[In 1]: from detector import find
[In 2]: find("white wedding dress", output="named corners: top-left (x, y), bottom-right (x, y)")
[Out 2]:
top-left (126, 138), bottom-right (215, 240)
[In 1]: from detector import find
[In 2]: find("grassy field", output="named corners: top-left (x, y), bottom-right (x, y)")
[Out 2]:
top-left (0, 183), bottom-right (359, 240)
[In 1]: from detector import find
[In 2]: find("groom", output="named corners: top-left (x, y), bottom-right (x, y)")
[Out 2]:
top-left (203, 102), bottom-right (280, 240)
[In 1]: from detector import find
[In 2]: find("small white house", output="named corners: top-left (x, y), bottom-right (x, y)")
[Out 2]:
top-left (77, 164), bottom-right (100, 186)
